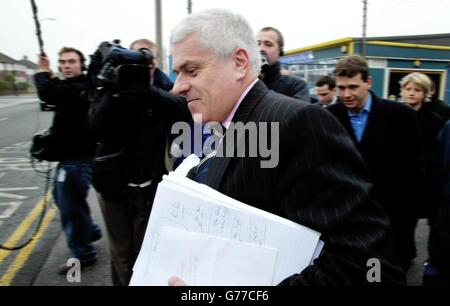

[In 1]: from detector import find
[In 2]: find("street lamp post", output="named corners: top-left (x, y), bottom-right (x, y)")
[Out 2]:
top-left (188, 0), bottom-right (193, 14)
top-left (155, 0), bottom-right (163, 68)
top-left (361, 0), bottom-right (368, 58)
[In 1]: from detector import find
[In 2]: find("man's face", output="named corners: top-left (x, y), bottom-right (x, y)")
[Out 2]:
top-left (256, 30), bottom-right (280, 65)
top-left (336, 74), bottom-right (371, 113)
top-left (58, 51), bottom-right (82, 78)
top-left (315, 85), bottom-right (336, 105)
top-left (131, 42), bottom-right (157, 77)
top-left (172, 34), bottom-right (243, 123)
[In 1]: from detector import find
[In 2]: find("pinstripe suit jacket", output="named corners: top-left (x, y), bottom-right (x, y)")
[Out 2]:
top-left (202, 81), bottom-right (404, 285)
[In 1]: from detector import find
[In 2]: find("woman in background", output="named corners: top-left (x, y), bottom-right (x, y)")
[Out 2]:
top-left (400, 72), bottom-right (446, 285)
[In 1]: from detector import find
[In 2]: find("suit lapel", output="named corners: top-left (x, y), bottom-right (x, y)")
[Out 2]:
top-left (360, 92), bottom-right (382, 146)
top-left (204, 80), bottom-right (268, 189)
top-left (336, 102), bottom-right (358, 144)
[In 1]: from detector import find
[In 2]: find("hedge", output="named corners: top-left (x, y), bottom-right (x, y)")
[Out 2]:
top-left (0, 81), bottom-right (11, 90)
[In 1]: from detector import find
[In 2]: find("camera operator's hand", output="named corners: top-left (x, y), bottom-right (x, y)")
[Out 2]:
top-left (37, 55), bottom-right (53, 76)
top-left (87, 50), bottom-right (103, 80)
top-left (149, 60), bottom-right (157, 82)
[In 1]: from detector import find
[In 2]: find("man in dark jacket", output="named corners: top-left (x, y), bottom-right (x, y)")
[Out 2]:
top-left (424, 121), bottom-right (450, 285)
top-left (92, 39), bottom-right (190, 286)
top-left (34, 47), bottom-right (101, 274)
top-left (327, 55), bottom-right (423, 271)
top-left (168, 9), bottom-right (404, 286)
top-left (257, 27), bottom-right (309, 102)
top-left (315, 75), bottom-right (339, 107)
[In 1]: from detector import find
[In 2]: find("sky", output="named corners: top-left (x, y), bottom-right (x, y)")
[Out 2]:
top-left (1, 0), bottom-right (449, 70)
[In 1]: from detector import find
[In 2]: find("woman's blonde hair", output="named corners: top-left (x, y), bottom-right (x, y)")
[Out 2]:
top-left (399, 72), bottom-right (433, 102)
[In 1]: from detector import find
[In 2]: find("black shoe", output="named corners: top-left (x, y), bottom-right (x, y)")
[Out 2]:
top-left (58, 257), bottom-right (97, 275)
top-left (91, 230), bottom-right (102, 243)
top-left (423, 261), bottom-right (450, 286)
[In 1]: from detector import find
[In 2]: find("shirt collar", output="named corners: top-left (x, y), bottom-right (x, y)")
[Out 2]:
top-left (331, 96), bottom-right (338, 105)
top-left (364, 93), bottom-right (372, 112)
top-left (222, 78), bottom-right (259, 130)
top-left (348, 92), bottom-right (372, 116)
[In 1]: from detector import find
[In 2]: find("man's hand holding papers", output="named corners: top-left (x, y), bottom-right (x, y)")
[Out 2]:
top-left (130, 155), bottom-right (322, 286)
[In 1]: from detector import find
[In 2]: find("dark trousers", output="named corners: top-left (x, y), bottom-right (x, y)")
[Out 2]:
top-left (53, 160), bottom-right (99, 262)
top-left (98, 185), bottom-right (156, 286)
top-left (391, 216), bottom-right (418, 271)
top-left (426, 224), bottom-right (450, 284)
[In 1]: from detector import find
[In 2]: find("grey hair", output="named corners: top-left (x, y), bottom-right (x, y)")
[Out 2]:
top-left (171, 8), bottom-right (261, 74)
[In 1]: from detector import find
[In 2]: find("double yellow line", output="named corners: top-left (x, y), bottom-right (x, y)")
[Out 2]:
top-left (0, 193), bottom-right (57, 286)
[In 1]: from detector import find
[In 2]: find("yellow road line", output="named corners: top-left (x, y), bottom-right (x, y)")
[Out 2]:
top-left (0, 206), bottom-right (57, 286)
top-left (0, 192), bottom-right (52, 264)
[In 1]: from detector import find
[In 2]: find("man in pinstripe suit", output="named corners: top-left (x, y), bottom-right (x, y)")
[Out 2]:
top-left (168, 8), bottom-right (404, 286)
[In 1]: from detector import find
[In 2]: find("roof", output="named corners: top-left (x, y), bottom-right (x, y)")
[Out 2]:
top-left (355, 33), bottom-right (450, 47)
top-left (18, 57), bottom-right (38, 69)
top-left (0, 52), bottom-right (19, 65)
top-left (286, 33), bottom-right (450, 55)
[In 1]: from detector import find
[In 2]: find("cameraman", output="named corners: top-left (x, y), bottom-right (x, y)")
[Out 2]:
top-left (94, 39), bottom-right (178, 286)
top-left (257, 27), bottom-right (310, 102)
top-left (34, 47), bottom-right (101, 275)
top-left (130, 39), bottom-right (173, 91)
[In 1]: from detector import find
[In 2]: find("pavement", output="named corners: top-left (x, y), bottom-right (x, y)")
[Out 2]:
top-left (32, 189), bottom-right (112, 286)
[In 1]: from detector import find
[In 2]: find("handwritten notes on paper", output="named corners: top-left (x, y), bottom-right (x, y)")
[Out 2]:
top-left (130, 163), bottom-right (322, 286)
top-left (148, 226), bottom-right (277, 286)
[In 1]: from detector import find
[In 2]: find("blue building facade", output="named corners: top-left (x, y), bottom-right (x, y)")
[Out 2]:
top-left (282, 34), bottom-right (450, 103)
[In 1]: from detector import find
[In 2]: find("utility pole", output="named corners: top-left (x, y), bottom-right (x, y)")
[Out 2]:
top-left (188, 0), bottom-right (193, 14)
top-left (155, 0), bottom-right (163, 67)
top-left (361, 0), bottom-right (368, 58)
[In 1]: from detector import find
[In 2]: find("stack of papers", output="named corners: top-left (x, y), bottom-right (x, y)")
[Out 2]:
top-left (130, 155), bottom-right (323, 286)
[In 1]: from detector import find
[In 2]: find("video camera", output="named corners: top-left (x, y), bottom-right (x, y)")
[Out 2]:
top-left (86, 41), bottom-right (160, 199)
top-left (88, 40), bottom-right (154, 92)
top-left (87, 40), bottom-right (156, 149)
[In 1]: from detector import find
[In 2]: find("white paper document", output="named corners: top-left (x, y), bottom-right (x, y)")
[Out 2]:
top-left (148, 226), bottom-right (277, 286)
top-left (172, 154), bottom-right (200, 177)
top-left (130, 155), bottom-right (323, 286)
